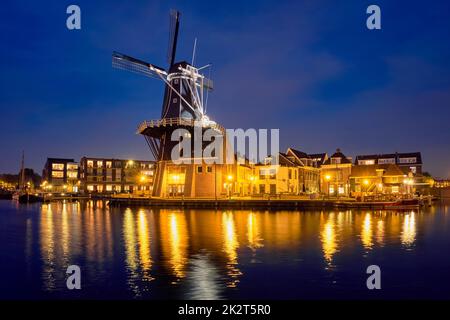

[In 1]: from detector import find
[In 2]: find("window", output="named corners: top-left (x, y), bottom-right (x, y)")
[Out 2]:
top-left (87, 160), bottom-right (94, 168)
top-left (399, 157), bottom-right (417, 164)
top-left (87, 185), bottom-right (94, 191)
top-left (97, 161), bottom-right (103, 168)
top-left (379, 158), bottom-right (395, 164)
top-left (52, 171), bottom-right (64, 178)
top-left (106, 161), bottom-right (112, 168)
top-left (67, 164), bottom-right (78, 171)
top-left (67, 171), bottom-right (78, 179)
top-left (331, 158), bottom-right (341, 164)
top-left (197, 166), bottom-right (203, 174)
top-left (106, 185), bottom-right (112, 191)
top-left (52, 163), bottom-right (64, 170)
top-left (410, 166), bottom-right (417, 174)
top-left (358, 160), bottom-right (375, 165)
top-left (207, 166), bottom-right (213, 173)
top-left (338, 186), bottom-right (345, 194)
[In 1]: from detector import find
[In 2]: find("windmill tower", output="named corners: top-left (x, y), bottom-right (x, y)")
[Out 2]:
top-left (112, 10), bottom-right (227, 198)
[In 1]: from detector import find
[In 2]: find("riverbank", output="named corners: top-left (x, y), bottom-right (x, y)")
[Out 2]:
top-left (108, 197), bottom-right (426, 210)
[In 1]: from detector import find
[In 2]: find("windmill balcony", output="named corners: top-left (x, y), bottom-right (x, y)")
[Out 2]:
top-left (137, 117), bottom-right (225, 135)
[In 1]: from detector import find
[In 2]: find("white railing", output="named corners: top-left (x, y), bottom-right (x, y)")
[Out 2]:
top-left (137, 117), bottom-right (225, 134)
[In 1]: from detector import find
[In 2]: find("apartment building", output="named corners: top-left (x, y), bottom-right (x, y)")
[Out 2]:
top-left (42, 158), bottom-right (79, 193)
top-left (79, 157), bottom-right (155, 194)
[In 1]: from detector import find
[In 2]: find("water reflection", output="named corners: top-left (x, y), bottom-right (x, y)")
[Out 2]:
top-left (160, 211), bottom-right (189, 281)
top-left (361, 213), bottom-right (373, 250)
top-left (401, 212), bottom-right (416, 247)
top-left (33, 203), bottom-right (427, 298)
top-left (222, 211), bottom-right (242, 287)
top-left (320, 213), bottom-right (338, 266)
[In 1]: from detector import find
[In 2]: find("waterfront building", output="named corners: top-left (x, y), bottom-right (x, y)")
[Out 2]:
top-left (354, 152), bottom-right (422, 175)
top-left (349, 164), bottom-right (407, 196)
top-left (42, 158), bottom-right (79, 193)
top-left (320, 148), bottom-right (353, 196)
top-left (79, 157), bottom-right (155, 194)
top-left (254, 153), bottom-right (299, 195)
top-left (285, 148), bottom-right (321, 193)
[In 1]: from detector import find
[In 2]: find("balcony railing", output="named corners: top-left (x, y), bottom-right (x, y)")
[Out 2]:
top-left (137, 117), bottom-right (225, 134)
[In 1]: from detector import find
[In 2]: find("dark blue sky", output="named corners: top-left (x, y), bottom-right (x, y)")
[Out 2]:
top-left (1, 0), bottom-right (450, 177)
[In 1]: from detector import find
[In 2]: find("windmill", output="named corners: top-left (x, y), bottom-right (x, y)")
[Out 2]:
top-left (112, 10), bottom-right (225, 198)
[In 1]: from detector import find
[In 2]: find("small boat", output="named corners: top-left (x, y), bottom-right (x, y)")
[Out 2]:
top-left (386, 198), bottom-right (420, 209)
top-left (13, 192), bottom-right (44, 204)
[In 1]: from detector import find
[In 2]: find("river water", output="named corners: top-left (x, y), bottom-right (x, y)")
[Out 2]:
top-left (1, 200), bottom-right (449, 300)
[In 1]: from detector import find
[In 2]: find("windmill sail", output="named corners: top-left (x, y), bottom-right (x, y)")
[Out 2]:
top-left (112, 51), bottom-right (167, 79)
top-left (167, 10), bottom-right (181, 67)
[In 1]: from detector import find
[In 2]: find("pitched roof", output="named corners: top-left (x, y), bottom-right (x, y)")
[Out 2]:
top-left (350, 164), bottom-right (405, 177)
top-left (279, 152), bottom-right (297, 167)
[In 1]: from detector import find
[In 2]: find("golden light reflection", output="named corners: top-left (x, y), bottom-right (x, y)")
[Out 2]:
top-left (222, 211), bottom-right (242, 287)
top-left (361, 213), bottom-right (373, 250)
top-left (401, 212), bottom-right (416, 247)
top-left (123, 208), bottom-right (138, 276)
top-left (320, 213), bottom-right (338, 265)
top-left (137, 209), bottom-right (153, 281)
top-left (40, 204), bottom-right (55, 290)
top-left (160, 211), bottom-right (189, 281)
top-left (247, 213), bottom-right (263, 251)
top-left (376, 219), bottom-right (385, 246)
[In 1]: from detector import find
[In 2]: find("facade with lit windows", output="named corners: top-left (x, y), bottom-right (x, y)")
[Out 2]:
top-left (79, 157), bottom-right (155, 194)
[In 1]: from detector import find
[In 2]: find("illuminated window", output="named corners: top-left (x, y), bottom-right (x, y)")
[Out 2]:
top-left (97, 161), bottom-right (103, 168)
top-left (410, 166), bottom-right (417, 174)
top-left (338, 186), bottom-right (345, 194)
top-left (106, 161), bottom-right (112, 168)
top-left (331, 158), bottom-right (341, 164)
top-left (399, 157), bottom-right (416, 164)
top-left (67, 171), bottom-right (77, 179)
top-left (358, 160), bottom-right (375, 165)
top-left (87, 160), bottom-right (94, 168)
top-left (329, 186), bottom-right (334, 194)
top-left (52, 163), bottom-right (64, 170)
top-left (67, 164), bottom-right (78, 171)
top-left (52, 171), bottom-right (64, 178)
top-left (379, 158), bottom-right (395, 164)
top-left (87, 185), bottom-right (94, 191)
top-left (106, 185), bottom-right (112, 191)
top-left (392, 186), bottom-right (399, 193)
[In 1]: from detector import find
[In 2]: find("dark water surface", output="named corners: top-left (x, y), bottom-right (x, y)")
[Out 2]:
top-left (1, 200), bottom-right (449, 300)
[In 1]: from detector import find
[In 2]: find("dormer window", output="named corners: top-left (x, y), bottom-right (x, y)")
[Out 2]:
top-left (331, 158), bottom-right (341, 164)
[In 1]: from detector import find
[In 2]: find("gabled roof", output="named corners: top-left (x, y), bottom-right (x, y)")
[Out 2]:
top-left (350, 164), bottom-right (405, 177)
top-left (323, 148), bottom-right (352, 165)
top-left (279, 152), bottom-right (297, 167)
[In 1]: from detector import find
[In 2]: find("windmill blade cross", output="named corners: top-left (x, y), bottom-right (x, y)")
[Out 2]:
top-left (112, 51), bottom-right (167, 80)
top-left (167, 9), bottom-right (181, 67)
